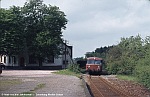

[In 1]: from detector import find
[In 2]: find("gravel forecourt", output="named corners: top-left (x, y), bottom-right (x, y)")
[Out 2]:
top-left (0, 70), bottom-right (86, 97)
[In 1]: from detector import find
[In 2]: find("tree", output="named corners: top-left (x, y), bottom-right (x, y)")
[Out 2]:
top-left (106, 35), bottom-right (145, 74)
top-left (21, 0), bottom-right (67, 66)
top-left (105, 45), bottom-right (122, 74)
top-left (0, 8), bottom-right (24, 55)
top-left (134, 36), bottom-right (150, 89)
top-left (85, 46), bottom-right (112, 59)
top-left (0, 0), bottom-right (67, 66)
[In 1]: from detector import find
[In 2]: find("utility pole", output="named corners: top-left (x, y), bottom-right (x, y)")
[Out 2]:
top-left (64, 40), bottom-right (67, 68)
top-left (64, 40), bottom-right (67, 69)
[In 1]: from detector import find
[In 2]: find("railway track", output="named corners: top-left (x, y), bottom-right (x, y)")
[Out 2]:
top-left (87, 76), bottom-right (135, 97)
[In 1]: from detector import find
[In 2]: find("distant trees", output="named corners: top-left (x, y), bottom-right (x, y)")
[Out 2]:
top-left (0, 0), bottom-right (67, 66)
top-left (85, 46), bottom-right (113, 59)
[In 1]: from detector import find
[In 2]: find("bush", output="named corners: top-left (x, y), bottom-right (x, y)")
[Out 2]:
top-left (118, 58), bottom-right (136, 75)
top-left (106, 58), bottom-right (136, 75)
top-left (134, 65), bottom-right (150, 89)
top-left (134, 48), bottom-right (150, 89)
top-left (106, 63), bottom-right (119, 74)
top-left (67, 64), bottom-right (81, 73)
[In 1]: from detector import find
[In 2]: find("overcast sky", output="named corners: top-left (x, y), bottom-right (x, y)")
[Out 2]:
top-left (1, 0), bottom-right (150, 58)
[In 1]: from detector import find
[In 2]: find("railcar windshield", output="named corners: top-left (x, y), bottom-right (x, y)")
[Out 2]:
top-left (95, 60), bottom-right (101, 64)
top-left (87, 59), bottom-right (101, 65)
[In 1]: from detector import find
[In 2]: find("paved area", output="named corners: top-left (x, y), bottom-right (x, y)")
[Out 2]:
top-left (0, 70), bottom-right (86, 97)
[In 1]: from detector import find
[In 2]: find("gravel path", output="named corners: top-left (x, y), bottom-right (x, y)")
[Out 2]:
top-left (83, 74), bottom-right (150, 97)
top-left (100, 75), bottom-right (150, 97)
top-left (0, 70), bottom-right (86, 97)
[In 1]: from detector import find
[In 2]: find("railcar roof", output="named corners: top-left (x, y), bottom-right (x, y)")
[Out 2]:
top-left (87, 57), bottom-right (102, 60)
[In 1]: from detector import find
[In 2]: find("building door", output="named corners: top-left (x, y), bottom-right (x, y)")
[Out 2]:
top-left (20, 57), bottom-right (25, 67)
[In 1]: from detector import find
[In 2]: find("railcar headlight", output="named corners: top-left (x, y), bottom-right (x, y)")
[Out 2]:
top-left (88, 66), bottom-right (90, 68)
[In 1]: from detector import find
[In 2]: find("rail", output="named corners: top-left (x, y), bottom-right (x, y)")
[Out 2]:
top-left (87, 76), bottom-right (135, 97)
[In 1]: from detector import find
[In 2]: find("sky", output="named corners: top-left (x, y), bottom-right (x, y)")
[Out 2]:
top-left (1, 0), bottom-right (150, 58)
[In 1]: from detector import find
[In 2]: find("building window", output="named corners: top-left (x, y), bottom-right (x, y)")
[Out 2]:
top-left (9, 56), bottom-right (11, 64)
top-left (44, 56), bottom-right (54, 63)
top-left (4, 56), bottom-right (6, 63)
top-left (12, 56), bottom-right (16, 64)
top-left (48, 56), bottom-right (54, 63)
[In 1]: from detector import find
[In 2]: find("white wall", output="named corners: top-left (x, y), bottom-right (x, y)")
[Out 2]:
top-left (43, 55), bottom-right (63, 66)
top-left (0, 55), bottom-right (18, 66)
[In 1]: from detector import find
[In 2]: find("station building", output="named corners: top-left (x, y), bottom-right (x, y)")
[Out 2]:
top-left (0, 43), bottom-right (73, 70)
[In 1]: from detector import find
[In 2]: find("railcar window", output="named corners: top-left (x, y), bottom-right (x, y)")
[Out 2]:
top-left (87, 60), bottom-right (95, 64)
top-left (95, 60), bottom-right (101, 64)
top-left (87, 60), bottom-right (101, 64)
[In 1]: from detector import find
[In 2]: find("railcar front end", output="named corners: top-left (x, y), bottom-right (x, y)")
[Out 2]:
top-left (86, 57), bottom-right (102, 75)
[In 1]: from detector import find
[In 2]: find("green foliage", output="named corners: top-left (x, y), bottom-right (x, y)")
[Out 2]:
top-left (106, 35), bottom-right (144, 75)
top-left (135, 65), bottom-right (150, 89)
top-left (0, 0), bottom-right (67, 66)
top-left (0, 8), bottom-right (24, 55)
top-left (117, 75), bottom-right (137, 81)
top-left (134, 47), bottom-right (150, 89)
top-left (105, 35), bottom-right (150, 88)
top-left (67, 64), bottom-right (81, 74)
top-left (106, 46), bottom-right (122, 74)
top-left (85, 46), bottom-right (113, 59)
top-left (74, 57), bottom-right (85, 62)
top-left (54, 69), bottom-right (81, 78)
top-left (106, 62), bottom-right (120, 74)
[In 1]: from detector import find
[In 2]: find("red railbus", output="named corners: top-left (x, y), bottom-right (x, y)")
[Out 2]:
top-left (86, 57), bottom-right (103, 75)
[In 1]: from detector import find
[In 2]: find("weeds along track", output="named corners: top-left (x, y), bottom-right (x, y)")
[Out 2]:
top-left (87, 76), bottom-right (135, 97)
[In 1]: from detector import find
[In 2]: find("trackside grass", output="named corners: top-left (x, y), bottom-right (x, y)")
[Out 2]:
top-left (54, 64), bottom-right (83, 78)
top-left (54, 69), bottom-right (82, 78)
top-left (116, 75), bottom-right (138, 82)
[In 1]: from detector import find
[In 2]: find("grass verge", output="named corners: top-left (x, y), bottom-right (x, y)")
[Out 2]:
top-left (116, 75), bottom-right (138, 82)
top-left (54, 69), bottom-right (82, 78)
